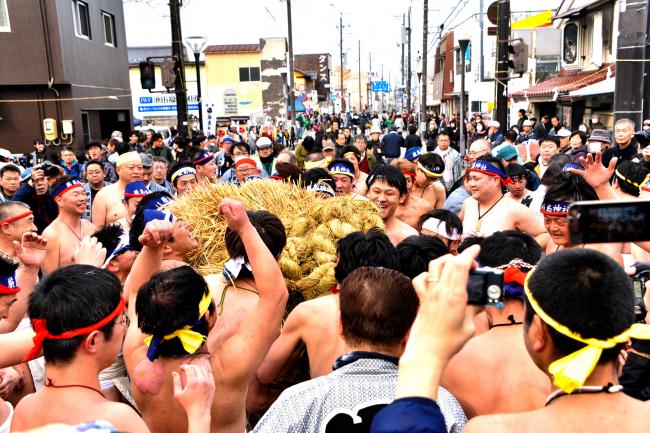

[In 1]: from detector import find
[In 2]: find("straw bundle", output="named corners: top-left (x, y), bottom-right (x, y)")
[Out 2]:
top-left (166, 180), bottom-right (384, 308)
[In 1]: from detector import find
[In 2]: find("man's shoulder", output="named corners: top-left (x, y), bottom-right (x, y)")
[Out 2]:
top-left (464, 412), bottom-right (525, 433)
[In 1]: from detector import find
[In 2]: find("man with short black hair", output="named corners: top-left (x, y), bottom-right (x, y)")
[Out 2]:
top-left (82, 160), bottom-right (110, 222)
top-left (505, 163), bottom-right (533, 206)
top-left (0, 165), bottom-right (21, 202)
top-left (150, 156), bottom-right (174, 194)
top-left (84, 140), bottom-right (117, 183)
top-left (146, 133), bottom-right (173, 165)
top-left (433, 132), bottom-right (462, 192)
top-left (444, 231), bottom-right (550, 418)
top-left (380, 127), bottom-right (406, 162)
top-left (254, 266), bottom-right (466, 433)
top-left (367, 164), bottom-right (418, 245)
top-left (464, 249), bottom-right (650, 433)
top-left (42, 176), bottom-right (96, 274)
top-left (253, 230), bottom-right (401, 412)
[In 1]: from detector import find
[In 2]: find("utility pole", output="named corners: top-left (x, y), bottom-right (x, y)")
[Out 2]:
top-left (614, 0), bottom-right (649, 125)
top-left (494, 0), bottom-right (510, 132)
top-left (420, 0), bottom-right (428, 137)
top-left (358, 40), bottom-right (362, 111)
top-left (380, 64), bottom-right (384, 112)
top-left (170, 0), bottom-right (188, 135)
top-left (458, 39), bottom-right (470, 155)
top-left (407, 6), bottom-right (412, 111)
top-left (369, 53), bottom-right (372, 111)
top-left (339, 13), bottom-right (344, 114)
top-left (400, 14), bottom-right (406, 110)
top-left (286, 0), bottom-right (295, 125)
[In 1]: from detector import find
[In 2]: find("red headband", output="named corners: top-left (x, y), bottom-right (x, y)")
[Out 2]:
top-left (0, 211), bottom-right (33, 225)
top-left (401, 170), bottom-right (416, 179)
top-left (23, 297), bottom-right (125, 362)
top-left (234, 158), bottom-right (257, 170)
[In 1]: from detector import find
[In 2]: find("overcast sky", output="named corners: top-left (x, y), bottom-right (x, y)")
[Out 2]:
top-left (123, 0), bottom-right (560, 86)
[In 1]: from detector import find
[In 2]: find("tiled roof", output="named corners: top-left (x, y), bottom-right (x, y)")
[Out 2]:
top-left (511, 64), bottom-right (615, 98)
top-left (204, 44), bottom-right (261, 54)
top-left (129, 46), bottom-right (173, 65)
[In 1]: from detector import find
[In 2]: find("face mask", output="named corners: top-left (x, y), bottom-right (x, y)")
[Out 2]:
top-left (591, 118), bottom-right (598, 124)
top-left (588, 141), bottom-right (603, 153)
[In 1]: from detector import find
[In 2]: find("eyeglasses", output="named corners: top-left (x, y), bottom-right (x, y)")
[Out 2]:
top-left (118, 312), bottom-right (130, 327)
top-left (235, 167), bottom-right (257, 174)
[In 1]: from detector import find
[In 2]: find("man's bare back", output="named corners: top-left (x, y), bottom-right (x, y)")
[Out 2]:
top-left (93, 183), bottom-right (127, 226)
top-left (464, 392), bottom-right (650, 433)
top-left (12, 385), bottom-right (148, 432)
top-left (396, 195), bottom-right (433, 229)
top-left (443, 325), bottom-right (550, 418)
top-left (42, 218), bottom-right (96, 274)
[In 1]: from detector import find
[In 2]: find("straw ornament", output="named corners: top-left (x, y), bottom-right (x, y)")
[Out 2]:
top-left (166, 179), bottom-right (383, 310)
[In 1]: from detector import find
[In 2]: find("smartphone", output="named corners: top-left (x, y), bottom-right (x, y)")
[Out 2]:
top-left (567, 200), bottom-right (650, 244)
top-left (467, 267), bottom-right (504, 307)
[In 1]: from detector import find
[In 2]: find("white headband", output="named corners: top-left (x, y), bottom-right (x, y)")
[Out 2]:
top-left (421, 217), bottom-right (461, 241)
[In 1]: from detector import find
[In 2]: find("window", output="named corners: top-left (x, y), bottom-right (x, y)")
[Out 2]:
top-left (0, 0), bottom-right (10, 32)
top-left (72, 0), bottom-right (91, 39)
top-left (239, 67), bottom-right (261, 82)
top-left (102, 11), bottom-right (116, 46)
top-left (563, 23), bottom-right (578, 64)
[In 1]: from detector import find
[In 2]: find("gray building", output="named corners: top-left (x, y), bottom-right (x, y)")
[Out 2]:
top-left (0, 0), bottom-right (131, 153)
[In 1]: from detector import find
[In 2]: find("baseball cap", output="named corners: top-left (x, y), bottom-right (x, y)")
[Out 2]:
top-left (488, 120), bottom-right (500, 129)
top-left (522, 120), bottom-right (533, 127)
top-left (496, 145), bottom-right (519, 161)
top-left (556, 128), bottom-right (571, 138)
top-left (0, 149), bottom-right (13, 160)
top-left (256, 137), bottom-right (273, 149)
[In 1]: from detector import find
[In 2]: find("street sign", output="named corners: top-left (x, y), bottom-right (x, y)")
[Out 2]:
top-left (372, 81), bottom-right (389, 93)
top-left (487, 1), bottom-right (499, 25)
top-left (330, 94), bottom-right (337, 102)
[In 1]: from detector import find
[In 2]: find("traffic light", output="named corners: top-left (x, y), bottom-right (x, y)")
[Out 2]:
top-left (507, 41), bottom-right (528, 75)
top-left (139, 61), bottom-right (156, 90)
top-left (161, 58), bottom-right (177, 90)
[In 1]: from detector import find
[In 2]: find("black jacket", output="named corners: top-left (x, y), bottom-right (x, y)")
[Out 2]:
top-left (602, 140), bottom-right (639, 167)
top-left (13, 183), bottom-right (58, 234)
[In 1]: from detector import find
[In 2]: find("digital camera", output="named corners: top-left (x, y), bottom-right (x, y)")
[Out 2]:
top-left (467, 267), bottom-right (504, 307)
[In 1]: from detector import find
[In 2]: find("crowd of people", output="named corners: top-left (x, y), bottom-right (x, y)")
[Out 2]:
top-left (0, 107), bottom-right (648, 433)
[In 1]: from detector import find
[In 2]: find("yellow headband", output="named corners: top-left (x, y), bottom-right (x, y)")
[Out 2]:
top-left (615, 170), bottom-right (641, 188)
top-left (144, 286), bottom-right (212, 356)
top-left (418, 162), bottom-right (443, 178)
top-left (524, 270), bottom-right (650, 393)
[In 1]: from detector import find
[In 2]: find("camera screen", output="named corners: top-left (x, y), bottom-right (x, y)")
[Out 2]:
top-left (467, 273), bottom-right (486, 305)
top-left (569, 201), bottom-right (650, 243)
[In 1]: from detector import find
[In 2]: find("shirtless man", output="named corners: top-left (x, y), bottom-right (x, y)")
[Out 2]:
top-left (123, 199), bottom-right (287, 433)
top-left (391, 159), bottom-right (434, 229)
top-left (443, 231), bottom-right (551, 418)
top-left (341, 146), bottom-right (368, 196)
top-left (541, 175), bottom-right (623, 265)
top-left (42, 177), bottom-right (96, 275)
top-left (410, 152), bottom-right (446, 210)
top-left (115, 181), bottom-right (150, 233)
top-left (366, 164), bottom-right (418, 245)
top-left (191, 149), bottom-right (218, 184)
top-left (92, 152), bottom-right (143, 226)
top-left (169, 164), bottom-right (199, 195)
top-left (464, 249), bottom-right (650, 433)
top-left (12, 264), bottom-right (214, 433)
top-left (504, 163), bottom-right (533, 206)
top-left (328, 159), bottom-right (363, 199)
top-left (251, 231), bottom-right (400, 412)
top-left (459, 156), bottom-right (546, 244)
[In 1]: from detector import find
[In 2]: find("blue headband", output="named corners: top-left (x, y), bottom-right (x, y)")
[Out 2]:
top-left (306, 182), bottom-right (336, 197)
top-left (329, 163), bottom-right (354, 178)
top-left (0, 272), bottom-right (19, 295)
top-left (143, 209), bottom-right (176, 225)
top-left (192, 151), bottom-right (214, 166)
top-left (52, 179), bottom-right (83, 200)
top-left (469, 160), bottom-right (511, 185)
top-left (541, 200), bottom-right (570, 216)
top-left (563, 163), bottom-right (585, 172)
top-left (143, 195), bottom-right (173, 212)
top-left (405, 147), bottom-right (423, 162)
top-left (124, 181), bottom-right (151, 201)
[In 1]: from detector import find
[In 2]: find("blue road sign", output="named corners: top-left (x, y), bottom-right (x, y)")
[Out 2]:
top-left (372, 81), bottom-right (389, 93)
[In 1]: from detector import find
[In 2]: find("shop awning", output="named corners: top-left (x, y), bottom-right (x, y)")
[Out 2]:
top-left (512, 11), bottom-right (553, 29)
top-left (510, 64), bottom-right (615, 100)
top-left (568, 76), bottom-right (615, 97)
top-left (554, 0), bottom-right (610, 19)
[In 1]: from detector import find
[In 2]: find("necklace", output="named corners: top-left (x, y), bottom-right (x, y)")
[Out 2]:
top-left (491, 314), bottom-right (522, 328)
top-left (45, 377), bottom-right (105, 399)
top-left (60, 218), bottom-right (83, 242)
top-left (555, 243), bottom-right (586, 252)
top-left (475, 194), bottom-right (505, 232)
top-left (545, 383), bottom-right (623, 406)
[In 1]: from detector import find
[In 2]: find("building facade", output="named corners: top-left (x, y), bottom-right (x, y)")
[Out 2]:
top-left (0, 0), bottom-right (131, 153)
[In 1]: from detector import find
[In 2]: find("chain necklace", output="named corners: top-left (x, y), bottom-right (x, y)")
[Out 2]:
top-left (61, 218), bottom-right (83, 242)
top-left (475, 194), bottom-right (505, 232)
